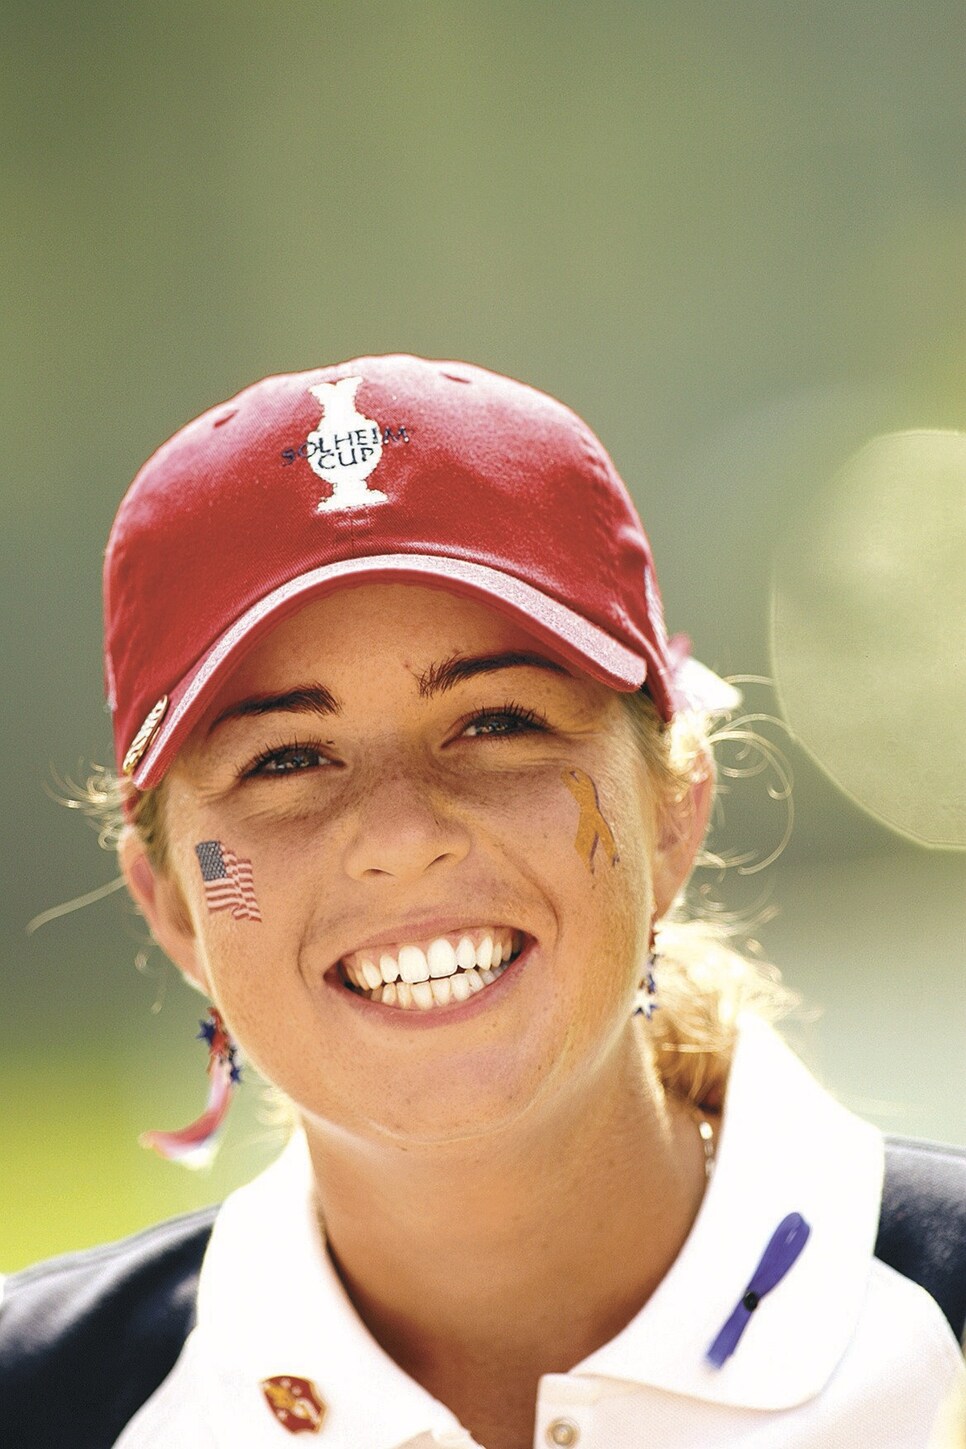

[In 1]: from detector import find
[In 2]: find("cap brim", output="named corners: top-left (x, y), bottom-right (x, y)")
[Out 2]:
top-left (131, 553), bottom-right (668, 788)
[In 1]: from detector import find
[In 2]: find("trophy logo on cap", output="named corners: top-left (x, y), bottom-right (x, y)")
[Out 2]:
top-left (306, 376), bottom-right (390, 511)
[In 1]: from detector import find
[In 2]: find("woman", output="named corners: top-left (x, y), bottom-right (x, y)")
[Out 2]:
top-left (2, 355), bottom-right (963, 1447)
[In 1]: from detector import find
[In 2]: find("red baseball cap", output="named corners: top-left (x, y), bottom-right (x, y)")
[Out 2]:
top-left (105, 354), bottom-right (738, 789)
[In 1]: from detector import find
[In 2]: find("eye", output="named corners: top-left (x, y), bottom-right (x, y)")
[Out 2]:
top-left (241, 740), bottom-right (329, 778)
top-left (461, 702), bottom-right (547, 738)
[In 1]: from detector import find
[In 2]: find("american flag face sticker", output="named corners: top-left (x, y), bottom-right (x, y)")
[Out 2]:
top-left (194, 840), bottom-right (262, 921)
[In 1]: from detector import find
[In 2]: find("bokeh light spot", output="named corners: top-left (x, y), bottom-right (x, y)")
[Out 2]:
top-left (770, 431), bottom-right (966, 848)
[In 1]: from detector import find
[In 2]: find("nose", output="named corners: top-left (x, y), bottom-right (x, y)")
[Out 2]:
top-left (340, 764), bottom-right (473, 884)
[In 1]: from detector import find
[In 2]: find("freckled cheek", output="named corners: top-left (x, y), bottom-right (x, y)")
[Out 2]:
top-left (185, 811), bottom-right (322, 902)
top-left (555, 768), bottom-right (651, 970)
top-left (192, 905), bottom-right (311, 1074)
top-left (475, 768), bottom-right (630, 880)
top-left (463, 784), bottom-right (578, 892)
top-left (175, 842), bottom-right (294, 1009)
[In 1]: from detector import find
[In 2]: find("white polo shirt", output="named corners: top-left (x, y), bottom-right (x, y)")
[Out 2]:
top-left (115, 1017), bottom-right (965, 1448)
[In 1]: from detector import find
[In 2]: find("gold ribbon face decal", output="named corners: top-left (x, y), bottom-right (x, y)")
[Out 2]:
top-left (562, 767), bottom-right (620, 872)
top-left (260, 1375), bottom-right (327, 1435)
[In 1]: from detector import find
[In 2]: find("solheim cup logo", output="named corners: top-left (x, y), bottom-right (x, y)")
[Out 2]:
top-left (305, 376), bottom-right (390, 511)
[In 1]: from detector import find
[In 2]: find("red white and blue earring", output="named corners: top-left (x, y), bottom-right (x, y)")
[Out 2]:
top-left (139, 1007), bottom-right (242, 1167)
top-left (632, 950), bottom-right (660, 1020)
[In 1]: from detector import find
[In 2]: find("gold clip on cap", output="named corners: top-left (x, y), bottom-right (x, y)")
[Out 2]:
top-left (122, 695), bottom-right (169, 776)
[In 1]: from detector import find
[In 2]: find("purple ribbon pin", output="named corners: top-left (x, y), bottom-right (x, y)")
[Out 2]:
top-left (706, 1212), bottom-right (811, 1368)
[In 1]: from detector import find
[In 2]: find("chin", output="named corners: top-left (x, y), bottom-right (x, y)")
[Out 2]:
top-left (304, 1072), bottom-right (550, 1152)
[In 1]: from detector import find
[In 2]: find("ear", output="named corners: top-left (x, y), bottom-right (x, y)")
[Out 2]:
top-left (118, 826), bottom-right (210, 994)
top-left (650, 747), bottom-right (715, 923)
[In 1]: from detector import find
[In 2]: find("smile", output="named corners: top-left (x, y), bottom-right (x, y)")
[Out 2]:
top-left (337, 927), bottom-right (529, 1011)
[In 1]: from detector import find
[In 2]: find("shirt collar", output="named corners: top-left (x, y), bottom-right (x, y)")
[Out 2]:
top-left (190, 1016), bottom-right (884, 1443)
top-left (570, 1013), bottom-right (884, 1409)
top-left (192, 1131), bottom-right (467, 1449)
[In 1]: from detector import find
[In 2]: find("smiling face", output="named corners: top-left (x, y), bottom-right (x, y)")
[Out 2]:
top-left (123, 582), bottom-right (705, 1148)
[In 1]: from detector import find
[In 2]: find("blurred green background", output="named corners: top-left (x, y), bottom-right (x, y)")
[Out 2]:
top-left (2, 1), bottom-right (964, 1273)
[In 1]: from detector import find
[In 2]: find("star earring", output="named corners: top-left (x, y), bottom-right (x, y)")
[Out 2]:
top-left (139, 1006), bottom-right (242, 1166)
top-left (632, 950), bottom-right (660, 1019)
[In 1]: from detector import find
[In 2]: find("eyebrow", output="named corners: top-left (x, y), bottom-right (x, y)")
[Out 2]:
top-left (209, 685), bottom-right (339, 735)
top-left (208, 650), bottom-right (573, 735)
top-left (417, 649), bottom-right (571, 697)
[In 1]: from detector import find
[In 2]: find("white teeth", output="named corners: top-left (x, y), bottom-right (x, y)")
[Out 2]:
top-left (429, 976), bottom-right (452, 1006)
top-left (398, 945), bottom-right (430, 983)
top-left (340, 928), bottom-right (526, 1002)
top-left (428, 939), bottom-right (457, 978)
top-left (450, 972), bottom-right (471, 1002)
top-left (360, 957), bottom-right (382, 991)
top-left (354, 962), bottom-right (513, 1011)
top-left (380, 952), bottom-right (400, 984)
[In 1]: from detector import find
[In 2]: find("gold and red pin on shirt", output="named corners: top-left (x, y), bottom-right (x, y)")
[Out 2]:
top-left (260, 1376), bottom-right (327, 1435)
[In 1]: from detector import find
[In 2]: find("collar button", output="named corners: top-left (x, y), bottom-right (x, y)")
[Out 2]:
top-left (546, 1419), bottom-right (580, 1447)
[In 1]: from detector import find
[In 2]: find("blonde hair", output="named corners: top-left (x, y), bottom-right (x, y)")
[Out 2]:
top-left (618, 687), bottom-right (797, 1110)
top-left (68, 685), bottom-right (797, 1114)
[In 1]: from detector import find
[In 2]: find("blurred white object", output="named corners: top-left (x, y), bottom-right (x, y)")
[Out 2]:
top-left (771, 430), bottom-right (966, 848)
